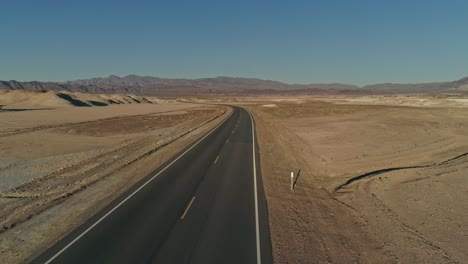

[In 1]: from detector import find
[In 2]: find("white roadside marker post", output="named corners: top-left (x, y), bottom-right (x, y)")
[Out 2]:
top-left (291, 171), bottom-right (294, 191)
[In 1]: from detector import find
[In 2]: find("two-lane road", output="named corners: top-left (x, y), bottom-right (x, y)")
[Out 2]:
top-left (33, 107), bottom-right (273, 264)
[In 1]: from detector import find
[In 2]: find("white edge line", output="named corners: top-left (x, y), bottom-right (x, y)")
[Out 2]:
top-left (44, 109), bottom-right (234, 264)
top-left (248, 110), bottom-right (262, 264)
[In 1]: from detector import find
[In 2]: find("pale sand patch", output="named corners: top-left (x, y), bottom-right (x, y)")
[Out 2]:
top-left (260, 104), bottom-right (277, 108)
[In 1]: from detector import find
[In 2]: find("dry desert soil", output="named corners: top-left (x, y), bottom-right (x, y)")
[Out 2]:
top-left (0, 91), bottom-right (229, 263)
top-left (225, 94), bottom-right (467, 264)
top-left (1, 91), bottom-right (467, 264)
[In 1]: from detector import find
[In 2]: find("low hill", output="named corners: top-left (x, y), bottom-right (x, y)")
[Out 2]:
top-left (0, 90), bottom-right (158, 109)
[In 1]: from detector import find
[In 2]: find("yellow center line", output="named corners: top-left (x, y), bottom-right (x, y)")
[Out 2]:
top-left (181, 196), bottom-right (196, 220)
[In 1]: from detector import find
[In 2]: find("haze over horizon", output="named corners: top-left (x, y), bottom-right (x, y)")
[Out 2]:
top-left (2, 0), bottom-right (468, 86)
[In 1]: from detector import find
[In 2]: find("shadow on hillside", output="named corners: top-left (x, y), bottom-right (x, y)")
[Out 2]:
top-left (0, 108), bottom-right (55, 112)
top-left (89, 101), bottom-right (108, 106)
top-left (56, 93), bottom-right (91, 107)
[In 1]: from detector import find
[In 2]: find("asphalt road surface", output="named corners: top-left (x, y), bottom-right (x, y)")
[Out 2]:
top-left (33, 106), bottom-right (273, 264)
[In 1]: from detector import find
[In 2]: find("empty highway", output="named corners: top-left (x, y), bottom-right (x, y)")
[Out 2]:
top-left (33, 106), bottom-right (273, 264)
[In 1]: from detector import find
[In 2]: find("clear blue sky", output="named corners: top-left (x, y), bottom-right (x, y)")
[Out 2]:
top-left (2, 0), bottom-right (468, 86)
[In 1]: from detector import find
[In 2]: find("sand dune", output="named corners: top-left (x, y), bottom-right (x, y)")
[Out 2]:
top-left (0, 90), bottom-right (158, 109)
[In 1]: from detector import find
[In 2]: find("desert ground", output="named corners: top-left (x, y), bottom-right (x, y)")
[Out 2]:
top-left (0, 90), bottom-right (229, 263)
top-left (221, 94), bottom-right (467, 263)
top-left (1, 90), bottom-right (467, 263)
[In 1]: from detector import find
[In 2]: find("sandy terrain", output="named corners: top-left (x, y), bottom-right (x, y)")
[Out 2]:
top-left (230, 95), bottom-right (468, 263)
top-left (2, 90), bottom-right (467, 263)
top-left (319, 94), bottom-right (468, 108)
top-left (0, 90), bottom-right (159, 110)
top-left (0, 96), bottom-right (229, 263)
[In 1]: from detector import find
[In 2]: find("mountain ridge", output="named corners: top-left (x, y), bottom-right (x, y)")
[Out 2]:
top-left (1, 75), bottom-right (468, 95)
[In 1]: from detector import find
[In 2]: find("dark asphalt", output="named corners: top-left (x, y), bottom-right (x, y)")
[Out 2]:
top-left (32, 107), bottom-right (273, 264)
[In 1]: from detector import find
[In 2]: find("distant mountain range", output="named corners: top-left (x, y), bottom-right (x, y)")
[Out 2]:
top-left (1, 75), bottom-right (467, 95)
top-left (361, 76), bottom-right (468, 93)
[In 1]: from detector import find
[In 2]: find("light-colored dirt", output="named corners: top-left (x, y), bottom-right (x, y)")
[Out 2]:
top-left (0, 103), bottom-right (191, 135)
top-left (233, 95), bottom-right (468, 263)
top-left (2, 92), bottom-right (467, 263)
top-left (320, 94), bottom-right (468, 108)
top-left (0, 101), bottom-right (230, 263)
